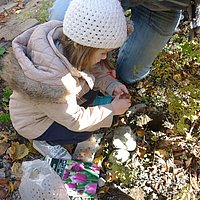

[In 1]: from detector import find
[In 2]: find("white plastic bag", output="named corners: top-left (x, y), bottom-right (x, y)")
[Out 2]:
top-left (19, 159), bottom-right (70, 200)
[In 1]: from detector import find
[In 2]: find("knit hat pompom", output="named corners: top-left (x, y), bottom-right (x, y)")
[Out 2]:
top-left (63, 0), bottom-right (127, 49)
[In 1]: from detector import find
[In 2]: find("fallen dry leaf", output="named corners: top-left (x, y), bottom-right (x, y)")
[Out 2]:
top-left (190, 176), bottom-right (200, 191)
top-left (185, 157), bottom-right (193, 169)
top-left (157, 157), bottom-right (166, 165)
top-left (15, 10), bottom-right (21, 14)
top-left (191, 144), bottom-right (200, 158)
top-left (175, 171), bottom-right (184, 179)
top-left (98, 186), bottom-right (110, 195)
top-left (137, 146), bottom-right (147, 159)
top-left (94, 144), bottom-right (105, 158)
top-left (148, 89), bottom-right (158, 94)
top-left (165, 128), bottom-right (174, 135)
top-left (93, 155), bottom-right (104, 167)
top-left (173, 73), bottom-right (183, 82)
top-left (13, 179), bottom-right (21, 190)
top-left (174, 159), bottom-right (184, 166)
top-left (127, 157), bottom-right (140, 169)
top-left (136, 114), bottom-right (152, 127)
top-left (197, 159), bottom-right (200, 166)
top-left (0, 178), bottom-right (9, 187)
top-left (173, 150), bottom-right (186, 157)
top-left (158, 137), bottom-right (185, 151)
top-left (0, 142), bottom-right (10, 156)
top-left (27, 141), bottom-right (40, 154)
top-left (106, 171), bottom-right (120, 182)
top-left (9, 182), bottom-right (14, 193)
top-left (136, 128), bottom-right (145, 137)
top-left (11, 162), bottom-right (23, 178)
top-left (155, 149), bottom-right (169, 160)
top-left (165, 163), bottom-right (169, 172)
top-left (7, 142), bottom-right (29, 160)
top-left (118, 117), bottom-right (128, 126)
top-left (0, 189), bottom-right (8, 199)
top-left (173, 168), bottom-right (184, 176)
top-left (0, 132), bottom-right (10, 143)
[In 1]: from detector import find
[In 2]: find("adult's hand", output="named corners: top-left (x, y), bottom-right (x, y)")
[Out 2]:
top-left (113, 83), bottom-right (129, 96)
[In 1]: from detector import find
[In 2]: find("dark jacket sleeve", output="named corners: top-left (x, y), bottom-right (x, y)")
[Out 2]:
top-left (120, 0), bottom-right (200, 35)
top-left (193, 0), bottom-right (200, 28)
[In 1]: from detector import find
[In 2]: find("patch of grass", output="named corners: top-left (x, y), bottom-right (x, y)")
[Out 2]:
top-left (35, 0), bottom-right (54, 23)
top-left (19, 0), bottom-right (53, 23)
top-left (0, 87), bottom-right (12, 123)
top-left (2, 87), bottom-right (12, 105)
top-left (0, 47), bottom-right (6, 56)
top-left (0, 113), bottom-right (10, 123)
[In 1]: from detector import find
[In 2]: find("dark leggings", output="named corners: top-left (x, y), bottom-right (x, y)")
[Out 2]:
top-left (35, 121), bottom-right (92, 145)
top-left (35, 90), bottom-right (98, 145)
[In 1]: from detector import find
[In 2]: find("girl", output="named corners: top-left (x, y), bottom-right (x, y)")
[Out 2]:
top-left (1, 0), bottom-right (131, 160)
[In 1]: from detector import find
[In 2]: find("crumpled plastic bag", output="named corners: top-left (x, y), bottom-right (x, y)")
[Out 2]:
top-left (19, 159), bottom-right (69, 200)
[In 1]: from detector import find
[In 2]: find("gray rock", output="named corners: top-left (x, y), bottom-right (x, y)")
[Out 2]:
top-left (126, 103), bottom-right (147, 117)
top-left (0, 168), bottom-right (5, 178)
top-left (98, 177), bottom-right (106, 187)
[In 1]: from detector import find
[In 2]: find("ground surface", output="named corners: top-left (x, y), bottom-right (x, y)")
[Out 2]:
top-left (0, 1), bottom-right (199, 200)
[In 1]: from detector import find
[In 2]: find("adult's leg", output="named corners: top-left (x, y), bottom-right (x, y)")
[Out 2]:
top-left (116, 6), bottom-right (181, 84)
top-left (49, 0), bottom-right (71, 21)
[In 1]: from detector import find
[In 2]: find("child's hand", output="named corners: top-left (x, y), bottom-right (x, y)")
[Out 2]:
top-left (111, 94), bottom-right (131, 115)
top-left (113, 83), bottom-right (129, 96)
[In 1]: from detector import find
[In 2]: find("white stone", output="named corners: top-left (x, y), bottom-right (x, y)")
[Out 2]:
top-left (109, 149), bottom-right (130, 164)
top-left (98, 177), bottom-right (106, 187)
top-left (113, 126), bottom-right (137, 151)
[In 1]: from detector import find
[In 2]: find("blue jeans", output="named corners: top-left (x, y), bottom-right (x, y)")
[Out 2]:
top-left (117, 6), bottom-right (181, 83)
top-left (49, 0), bottom-right (181, 84)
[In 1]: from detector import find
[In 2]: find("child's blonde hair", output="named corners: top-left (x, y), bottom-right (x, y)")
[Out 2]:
top-left (61, 34), bottom-right (113, 72)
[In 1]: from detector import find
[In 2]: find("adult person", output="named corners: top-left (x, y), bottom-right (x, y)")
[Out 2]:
top-left (1, 0), bottom-right (131, 160)
top-left (49, 0), bottom-right (200, 84)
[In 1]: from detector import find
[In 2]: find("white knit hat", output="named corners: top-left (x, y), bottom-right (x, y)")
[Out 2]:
top-left (63, 0), bottom-right (127, 49)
